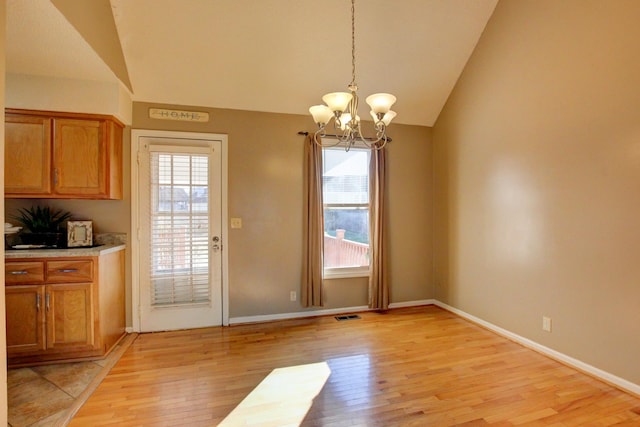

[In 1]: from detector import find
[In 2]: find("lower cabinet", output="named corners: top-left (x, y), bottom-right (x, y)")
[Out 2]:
top-left (5, 285), bottom-right (46, 354)
top-left (47, 282), bottom-right (94, 351)
top-left (5, 250), bottom-right (125, 366)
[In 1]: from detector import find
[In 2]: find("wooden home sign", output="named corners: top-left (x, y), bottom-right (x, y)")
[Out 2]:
top-left (149, 108), bottom-right (210, 122)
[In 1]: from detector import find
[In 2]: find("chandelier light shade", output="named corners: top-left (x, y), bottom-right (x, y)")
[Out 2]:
top-left (309, 105), bottom-right (334, 126)
top-left (308, 0), bottom-right (397, 151)
top-left (322, 92), bottom-right (353, 112)
top-left (366, 93), bottom-right (397, 114)
top-left (371, 110), bottom-right (397, 126)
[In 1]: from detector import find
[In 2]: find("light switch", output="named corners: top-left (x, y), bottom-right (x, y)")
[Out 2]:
top-left (230, 218), bottom-right (242, 229)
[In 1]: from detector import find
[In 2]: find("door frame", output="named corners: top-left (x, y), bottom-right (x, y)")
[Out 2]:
top-left (130, 129), bottom-right (229, 331)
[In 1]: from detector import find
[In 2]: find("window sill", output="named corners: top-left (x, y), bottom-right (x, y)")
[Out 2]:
top-left (323, 268), bottom-right (370, 280)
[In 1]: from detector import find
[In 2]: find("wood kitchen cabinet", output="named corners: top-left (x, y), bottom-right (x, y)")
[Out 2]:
top-left (5, 250), bottom-right (125, 366)
top-left (5, 285), bottom-right (46, 354)
top-left (4, 114), bottom-right (52, 195)
top-left (5, 283), bottom-right (94, 355)
top-left (47, 283), bottom-right (94, 351)
top-left (4, 109), bottom-right (124, 199)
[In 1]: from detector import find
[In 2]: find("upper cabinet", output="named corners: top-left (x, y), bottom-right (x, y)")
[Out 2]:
top-left (5, 114), bottom-right (53, 196)
top-left (5, 109), bottom-right (124, 200)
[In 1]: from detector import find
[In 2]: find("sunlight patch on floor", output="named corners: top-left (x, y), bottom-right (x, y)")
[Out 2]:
top-left (218, 362), bottom-right (331, 427)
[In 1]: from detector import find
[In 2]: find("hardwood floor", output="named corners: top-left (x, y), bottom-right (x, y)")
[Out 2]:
top-left (70, 306), bottom-right (640, 426)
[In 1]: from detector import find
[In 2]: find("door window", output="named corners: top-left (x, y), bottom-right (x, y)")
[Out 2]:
top-left (149, 152), bottom-right (210, 306)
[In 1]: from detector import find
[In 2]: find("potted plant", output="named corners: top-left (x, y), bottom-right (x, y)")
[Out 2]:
top-left (12, 206), bottom-right (72, 247)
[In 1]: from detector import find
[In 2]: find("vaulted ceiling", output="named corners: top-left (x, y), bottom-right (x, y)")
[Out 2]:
top-left (6, 0), bottom-right (498, 127)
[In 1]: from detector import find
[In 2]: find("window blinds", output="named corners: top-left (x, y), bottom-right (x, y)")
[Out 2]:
top-left (149, 151), bottom-right (210, 306)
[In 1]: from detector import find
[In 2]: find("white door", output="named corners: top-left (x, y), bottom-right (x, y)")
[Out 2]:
top-left (136, 134), bottom-right (223, 331)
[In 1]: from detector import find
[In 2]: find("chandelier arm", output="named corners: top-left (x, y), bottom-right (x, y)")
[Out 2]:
top-left (344, 141), bottom-right (353, 152)
top-left (358, 127), bottom-right (389, 150)
top-left (350, 94), bottom-right (359, 121)
top-left (373, 136), bottom-right (388, 150)
top-left (330, 120), bottom-right (354, 144)
top-left (313, 128), bottom-right (343, 148)
top-left (357, 133), bottom-right (382, 147)
top-left (354, 119), bottom-right (382, 146)
top-left (373, 114), bottom-right (385, 130)
top-left (312, 128), bottom-right (325, 147)
top-left (361, 131), bottom-right (386, 150)
top-left (374, 129), bottom-right (389, 150)
top-left (353, 120), bottom-right (371, 148)
top-left (298, 131), bottom-right (392, 144)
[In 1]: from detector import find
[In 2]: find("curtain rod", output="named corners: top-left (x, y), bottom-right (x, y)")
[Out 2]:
top-left (297, 131), bottom-right (392, 142)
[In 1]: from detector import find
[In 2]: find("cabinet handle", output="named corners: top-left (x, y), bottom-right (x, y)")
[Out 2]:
top-left (36, 294), bottom-right (41, 312)
top-left (54, 168), bottom-right (59, 186)
top-left (10, 270), bottom-right (28, 275)
top-left (57, 269), bottom-right (78, 273)
top-left (45, 293), bottom-right (50, 312)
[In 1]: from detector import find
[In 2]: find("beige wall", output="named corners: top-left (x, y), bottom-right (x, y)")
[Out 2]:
top-left (433, 0), bottom-right (640, 384)
top-left (133, 102), bottom-right (433, 318)
top-left (6, 74), bottom-right (132, 125)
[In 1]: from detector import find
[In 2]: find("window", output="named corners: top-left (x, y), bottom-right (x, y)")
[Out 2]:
top-left (149, 151), bottom-right (210, 305)
top-left (322, 146), bottom-right (371, 278)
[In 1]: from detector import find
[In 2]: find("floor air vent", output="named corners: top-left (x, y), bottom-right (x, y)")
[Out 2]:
top-left (335, 314), bottom-right (361, 321)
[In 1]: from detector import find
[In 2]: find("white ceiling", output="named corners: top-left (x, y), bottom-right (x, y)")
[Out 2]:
top-left (6, 0), bottom-right (498, 127)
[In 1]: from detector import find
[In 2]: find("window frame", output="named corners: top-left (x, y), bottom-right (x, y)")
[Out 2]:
top-left (321, 142), bottom-right (372, 280)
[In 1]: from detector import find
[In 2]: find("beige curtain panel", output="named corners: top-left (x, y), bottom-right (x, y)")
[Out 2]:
top-left (369, 146), bottom-right (389, 310)
top-left (302, 134), bottom-right (324, 307)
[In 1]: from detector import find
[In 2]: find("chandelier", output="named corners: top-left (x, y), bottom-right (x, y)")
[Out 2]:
top-left (308, 0), bottom-right (397, 151)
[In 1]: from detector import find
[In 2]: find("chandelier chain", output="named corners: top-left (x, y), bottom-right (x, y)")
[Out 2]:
top-left (351, 0), bottom-right (356, 88)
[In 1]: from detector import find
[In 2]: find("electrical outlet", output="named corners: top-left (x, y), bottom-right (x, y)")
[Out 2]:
top-left (230, 218), bottom-right (242, 229)
top-left (542, 316), bottom-right (552, 332)
top-left (290, 291), bottom-right (297, 302)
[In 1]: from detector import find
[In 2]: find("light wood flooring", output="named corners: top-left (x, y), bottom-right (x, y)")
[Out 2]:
top-left (70, 306), bottom-right (640, 426)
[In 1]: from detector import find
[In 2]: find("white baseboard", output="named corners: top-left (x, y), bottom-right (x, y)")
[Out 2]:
top-left (127, 301), bottom-right (431, 331)
top-left (389, 299), bottom-right (436, 309)
top-left (229, 305), bottom-right (371, 325)
top-left (432, 300), bottom-right (640, 397)
top-left (229, 299), bottom-right (438, 325)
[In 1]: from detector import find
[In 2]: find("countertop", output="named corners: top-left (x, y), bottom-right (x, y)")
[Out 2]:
top-left (5, 243), bottom-right (126, 259)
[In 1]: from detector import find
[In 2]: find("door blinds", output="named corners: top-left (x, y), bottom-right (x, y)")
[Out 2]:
top-left (148, 148), bottom-right (210, 306)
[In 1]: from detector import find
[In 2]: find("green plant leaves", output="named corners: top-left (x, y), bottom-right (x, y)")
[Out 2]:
top-left (12, 206), bottom-right (72, 233)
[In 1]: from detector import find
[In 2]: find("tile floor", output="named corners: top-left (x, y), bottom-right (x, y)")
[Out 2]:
top-left (7, 335), bottom-right (135, 427)
top-left (8, 360), bottom-right (104, 426)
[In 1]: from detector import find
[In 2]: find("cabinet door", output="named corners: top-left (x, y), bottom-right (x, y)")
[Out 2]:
top-left (6, 285), bottom-right (46, 354)
top-left (4, 114), bottom-right (52, 196)
top-left (46, 283), bottom-right (95, 351)
top-left (53, 118), bottom-right (108, 197)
